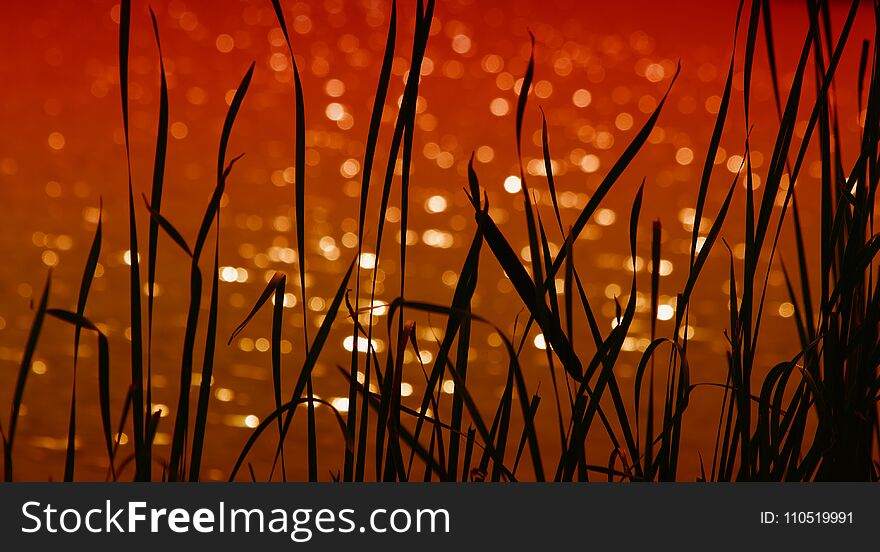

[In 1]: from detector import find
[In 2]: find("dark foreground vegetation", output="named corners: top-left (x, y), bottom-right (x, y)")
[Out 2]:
top-left (2, 0), bottom-right (879, 481)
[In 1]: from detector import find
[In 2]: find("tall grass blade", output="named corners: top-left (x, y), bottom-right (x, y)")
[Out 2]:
top-left (224, 272), bottom-right (287, 481)
top-left (360, 0), bottom-right (434, 481)
top-left (46, 309), bottom-right (113, 476)
top-left (243, 261), bottom-right (355, 481)
top-left (65, 201), bottom-right (103, 481)
top-left (268, 5), bottom-right (318, 480)
top-left (546, 63), bottom-right (680, 281)
top-left (188, 230), bottom-right (221, 481)
top-left (540, 109), bottom-right (564, 234)
top-left (351, 0), bottom-right (397, 484)
top-left (169, 64), bottom-right (254, 481)
top-left (146, 7), bottom-right (169, 439)
top-left (3, 272), bottom-right (50, 481)
top-left (118, 0), bottom-right (147, 481)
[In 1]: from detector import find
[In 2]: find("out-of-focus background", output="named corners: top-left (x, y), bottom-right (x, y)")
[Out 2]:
top-left (0, 0), bottom-right (872, 480)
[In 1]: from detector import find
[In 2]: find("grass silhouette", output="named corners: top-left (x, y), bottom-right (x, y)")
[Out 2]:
top-left (1, 0), bottom-right (878, 482)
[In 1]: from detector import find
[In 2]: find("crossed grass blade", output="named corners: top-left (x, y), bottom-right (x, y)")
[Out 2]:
top-left (229, 261), bottom-right (355, 481)
top-left (388, 299), bottom-right (541, 481)
top-left (223, 273), bottom-right (287, 481)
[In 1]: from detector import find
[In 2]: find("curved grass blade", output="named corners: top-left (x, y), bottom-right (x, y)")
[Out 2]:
top-left (269, 0), bottom-right (309, 332)
top-left (512, 393), bottom-right (541, 477)
top-left (227, 273), bottom-right (287, 345)
top-left (4, 272), bottom-right (50, 481)
top-left (405, 224), bottom-right (482, 479)
top-left (66, 201), bottom-right (103, 481)
top-left (462, 426), bottom-right (476, 481)
top-left (391, 322), bottom-right (417, 481)
top-left (351, 0), bottom-right (397, 484)
top-left (146, 6), bottom-right (169, 435)
top-left (270, 0), bottom-right (319, 483)
top-left (546, 62), bottom-right (681, 282)
top-left (194, 64), bottom-right (254, 260)
top-left (228, 397), bottom-right (350, 481)
top-left (337, 367), bottom-right (454, 480)
top-left (47, 309), bottom-right (113, 476)
top-left (259, 261), bottom-right (355, 480)
top-left (515, 29), bottom-right (535, 169)
top-left (676, 172), bottom-right (739, 332)
top-left (118, 0), bottom-right (147, 481)
top-left (106, 385), bottom-right (133, 481)
top-left (359, 0), bottom-right (435, 481)
top-left (387, 298), bottom-right (542, 480)
top-left (560, 185), bottom-right (645, 480)
top-left (169, 65), bottom-right (253, 481)
top-left (141, 195), bottom-right (193, 257)
top-left (222, 272), bottom-right (288, 481)
top-left (690, 4), bottom-right (741, 274)
top-left (189, 230), bottom-right (221, 481)
top-left (473, 199), bottom-right (582, 380)
top-left (540, 108), bottom-right (564, 234)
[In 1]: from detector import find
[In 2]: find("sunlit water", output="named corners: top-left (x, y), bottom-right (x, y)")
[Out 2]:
top-left (0, 0), bottom-right (872, 481)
